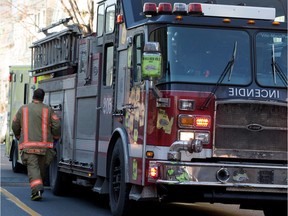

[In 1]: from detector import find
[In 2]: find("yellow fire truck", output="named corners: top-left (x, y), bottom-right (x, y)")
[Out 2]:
top-left (28, 1), bottom-right (287, 215)
top-left (5, 66), bottom-right (49, 172)
top-left (5, 65), bottom-right (35, 172)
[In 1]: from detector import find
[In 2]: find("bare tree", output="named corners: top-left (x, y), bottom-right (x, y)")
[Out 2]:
top-left (1, 1), bottom-right (42, 38)
top-left (61, 0), bottom-right (94, 35)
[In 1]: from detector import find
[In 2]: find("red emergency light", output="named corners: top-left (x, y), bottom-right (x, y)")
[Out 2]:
top-left (9, 73), bottom-right (13, 82)
top-left (195, 116), bottom-right (211, 128)
top-left (33, 76), bottom-right (37, 84)
top-left (188, 3), bottom-right (203, 15)
top-left (158, 3), bottom-right (172, 14)
top-left (116, 14), bottom-right (124, 24)
top-left (143, 3), bottom-right (157, 16)
top-left (149, 166), bottom-right (159, 179)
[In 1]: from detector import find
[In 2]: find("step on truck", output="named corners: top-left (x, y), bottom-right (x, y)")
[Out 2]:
top-left (29, 1), bottom-right (287, 215)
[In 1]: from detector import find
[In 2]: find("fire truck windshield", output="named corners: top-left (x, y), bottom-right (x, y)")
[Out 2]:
top-left (151, 26), bottom-right (287, 88)
top-left (154, 26), bottom-right (252, 85)
top-left (256, 32), bottom-right (287, 87)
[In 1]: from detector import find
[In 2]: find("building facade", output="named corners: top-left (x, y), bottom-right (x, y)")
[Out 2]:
top-left (0, 0), bottom-right (94, 139)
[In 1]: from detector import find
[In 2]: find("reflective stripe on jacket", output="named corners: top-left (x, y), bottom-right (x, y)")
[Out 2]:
top-left (12, 101), bottom-right (61, 150)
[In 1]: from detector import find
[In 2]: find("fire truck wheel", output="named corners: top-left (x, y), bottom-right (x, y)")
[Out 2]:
top-left (109, 139), bottom-right (132, 216)
top-left (49, 147), bottom-right (72, 196)
top-left (49, 151), bottom-right (62, 195)
top-left (11, 144), bottom-right (24, 173)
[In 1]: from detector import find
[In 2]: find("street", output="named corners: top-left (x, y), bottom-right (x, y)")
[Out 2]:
top-left (1, 143), bottom-right (265, 216)
top-left (0, 143), bottom-right (112, 216)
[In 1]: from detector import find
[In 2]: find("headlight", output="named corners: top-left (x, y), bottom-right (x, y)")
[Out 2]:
top-left (179, 130), bottom-right (210, 144)
top-left (179, 131), bottom-right (194, 141)
top-left (195, 132), bottom-right (210, 143)
top-left (178, 99), bottom-right (195, 111)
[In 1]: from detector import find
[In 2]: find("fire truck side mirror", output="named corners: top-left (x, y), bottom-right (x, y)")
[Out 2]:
top-left (142, 42), bottom-right (162, 79)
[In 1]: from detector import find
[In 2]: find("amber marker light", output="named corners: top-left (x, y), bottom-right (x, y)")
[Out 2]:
top-left (247, 20), bottom-right (255, 25)
top-left (178, 115), bottom-right (194, 128)
top-left (146, 151), bottom-right (154, 158)
top-left (175, 15), bottom-right (183, 21)
top-left (223, 18), bottom-right (231, 23)
top-left (272, 21), bottom-right (280, 25)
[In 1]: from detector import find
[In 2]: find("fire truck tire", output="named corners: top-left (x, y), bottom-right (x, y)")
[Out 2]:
top-left (49, 152), bottom-right (62, 195)
top-left (109, 139), bottom-right (132, 216)
top-left (49, 148), bottom-right (71, 196)
top-left (11, 144), bottom-right (23, 173)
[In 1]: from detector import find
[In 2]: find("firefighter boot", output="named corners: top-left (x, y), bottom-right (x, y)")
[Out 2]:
top-left (31, 190), bottom-right (43, 201)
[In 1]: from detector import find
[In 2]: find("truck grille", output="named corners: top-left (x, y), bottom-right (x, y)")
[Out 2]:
top-left (214, 101), bottom-right (287, 161)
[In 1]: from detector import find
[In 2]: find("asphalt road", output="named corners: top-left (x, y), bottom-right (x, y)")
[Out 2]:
top-left (1, 143), bottom-right (265, 216)
top-left (0, 143), bottom-right (112, 216)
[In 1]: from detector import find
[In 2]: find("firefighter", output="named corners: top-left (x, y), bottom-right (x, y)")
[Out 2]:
top-left (12, 88), bottom-right (61, 201)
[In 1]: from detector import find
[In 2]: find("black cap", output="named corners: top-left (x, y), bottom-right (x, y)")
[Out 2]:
top-left (33, 88), bottom-right (45, 101)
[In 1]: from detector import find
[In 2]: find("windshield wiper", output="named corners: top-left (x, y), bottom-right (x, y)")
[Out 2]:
top-left (271, 44), bottom-right (287, 86)
top-left (201, 41), bottom-right (237, 110)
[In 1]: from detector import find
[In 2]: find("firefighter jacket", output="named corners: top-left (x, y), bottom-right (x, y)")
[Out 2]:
top-left (12, 101), bottom-right (61, 151)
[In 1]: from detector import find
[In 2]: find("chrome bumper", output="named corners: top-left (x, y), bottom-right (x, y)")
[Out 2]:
top-left (148, 161), bottom-right (288, 192)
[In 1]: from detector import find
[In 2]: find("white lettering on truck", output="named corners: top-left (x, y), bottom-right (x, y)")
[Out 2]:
top-left (103, 96), bottom-right (112, 114)
top-left (228, 88), bottom-right (280, 99)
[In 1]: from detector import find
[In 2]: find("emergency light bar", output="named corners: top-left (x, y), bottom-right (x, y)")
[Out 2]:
top-left (143, 3), bottom-right (276, 20)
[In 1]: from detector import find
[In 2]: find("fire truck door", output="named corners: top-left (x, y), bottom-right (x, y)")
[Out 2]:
top-left (97, 44), bottom-right (115, 176)
top-left (72, 36), bottom-right (101, 168)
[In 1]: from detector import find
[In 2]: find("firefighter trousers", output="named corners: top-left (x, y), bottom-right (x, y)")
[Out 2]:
top-left (21, 149), bottom-right (56, 195)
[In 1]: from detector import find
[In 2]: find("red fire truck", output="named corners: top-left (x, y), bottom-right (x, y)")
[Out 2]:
top-left (29, 1), bottom-right (287, 215)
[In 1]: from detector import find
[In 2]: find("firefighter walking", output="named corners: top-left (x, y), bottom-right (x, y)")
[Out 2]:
top-left (12, 88), bottom-right (61, 201)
